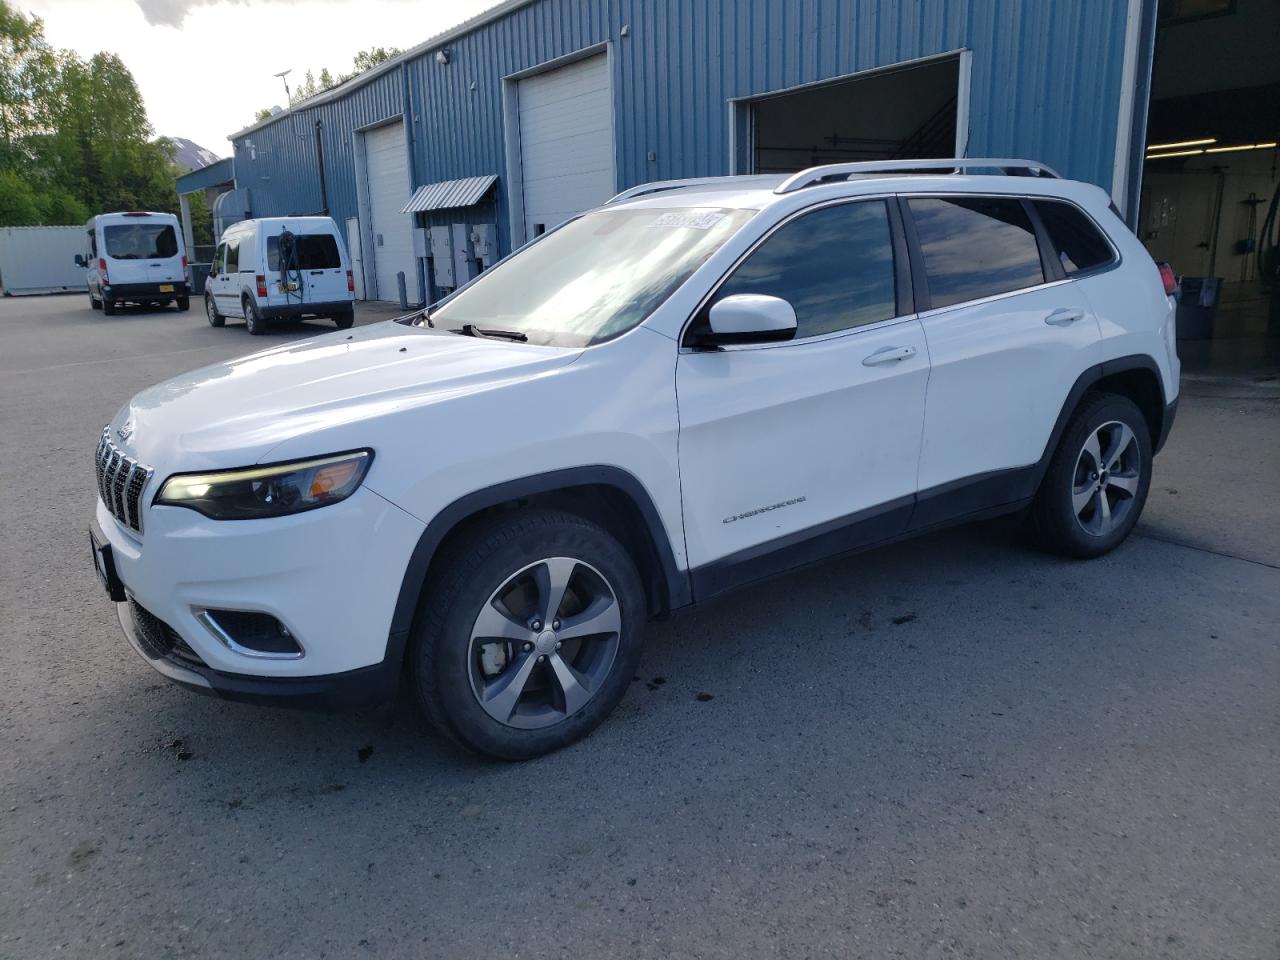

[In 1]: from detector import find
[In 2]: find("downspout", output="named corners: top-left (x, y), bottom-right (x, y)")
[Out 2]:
top-left (314, 118), bottom-right (330, 216)
top-left (1112, 0), bottom-right (1160, 230)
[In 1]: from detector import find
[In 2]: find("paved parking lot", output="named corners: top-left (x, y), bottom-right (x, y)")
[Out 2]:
top-left (1, 294), bottom-right (1277, 959)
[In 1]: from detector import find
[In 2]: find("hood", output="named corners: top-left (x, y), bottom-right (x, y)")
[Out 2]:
top-left (110, 321), bottom-right (580, 469)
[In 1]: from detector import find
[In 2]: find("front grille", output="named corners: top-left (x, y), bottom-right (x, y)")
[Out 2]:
top-left (95, 428), bottom-right (153, 533)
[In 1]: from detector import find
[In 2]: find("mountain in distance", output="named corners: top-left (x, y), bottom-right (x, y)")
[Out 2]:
top-left (169, 137), bottom-right (222, 171)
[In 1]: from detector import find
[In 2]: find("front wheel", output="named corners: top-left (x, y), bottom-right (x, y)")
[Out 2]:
top-left (411, 509), bottom-right (646, 760)
top-left (1031, 393), bottom-right (1152, 558)
top-left (205, 294), bottom-right (224, 327)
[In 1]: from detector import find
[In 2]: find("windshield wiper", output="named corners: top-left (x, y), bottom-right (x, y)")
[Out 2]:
top-left (459, 323), bottom-right (527, 342)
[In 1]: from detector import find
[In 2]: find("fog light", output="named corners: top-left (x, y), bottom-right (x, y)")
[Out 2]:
top-left (195, 609), bottom-right (304, 659)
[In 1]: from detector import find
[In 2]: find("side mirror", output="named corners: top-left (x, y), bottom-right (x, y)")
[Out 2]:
top-left (74, 254), bottom-right (85, 268)
top-left (698, 294), bottom-right (797, 347)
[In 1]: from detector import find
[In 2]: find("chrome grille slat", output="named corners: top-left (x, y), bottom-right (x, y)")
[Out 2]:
top-left (94, 427), bottom-right (153, 534)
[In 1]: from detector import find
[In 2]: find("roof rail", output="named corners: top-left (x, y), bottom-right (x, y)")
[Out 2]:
top-left (607, 177), bottom-right (743, 204)
top-left (774, 158), bottom-right (1062, 194)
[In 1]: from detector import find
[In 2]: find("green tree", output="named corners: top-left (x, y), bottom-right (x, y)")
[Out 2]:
top-left (0, 2), bottom-right (56, 169)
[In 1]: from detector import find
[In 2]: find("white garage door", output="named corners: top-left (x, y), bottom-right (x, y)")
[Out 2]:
top-left (364, 122), bottom-right (417, 302)
top-left (517, 54), bottom-right (614, 243)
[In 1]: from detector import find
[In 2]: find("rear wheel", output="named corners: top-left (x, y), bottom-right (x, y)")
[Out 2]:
top-left (89, 291), bottom-right (101, 311)
top-left (333, 310), bottom-right (354, 329)
top-left (176, 295), bottom-right (190, 312)
top-left (102, 297), bottom-right (117, 316)
top-left (244, 297), bottom-right (265, 335)
top-left (411, 509), bottom-right (646, 759)
top-left (1031, 393), bottom-right (1152, 558)
top-left (205, 293), bottom-right (224, 327)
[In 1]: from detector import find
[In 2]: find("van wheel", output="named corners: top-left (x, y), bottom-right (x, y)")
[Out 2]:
top-left (333, 310), bottom-right (354, 329)
top-left (244, 298), bottom-right (265, 335)
top-left (102, 298), bottom-right (117, 316)
top-left (89, 292), bottom-right (102, 311)
top-left (176, 295), bottom-right (190, 312)
top-left (205, 293), bottom-right (224, 327)
top-left (1031, 393), bottom-right (1152, 558)
top-left (411, 509), bottom-right (646, 760)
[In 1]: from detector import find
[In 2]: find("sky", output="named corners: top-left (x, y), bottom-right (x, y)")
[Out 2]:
top-left (23, 0), bottom-right (503, 155)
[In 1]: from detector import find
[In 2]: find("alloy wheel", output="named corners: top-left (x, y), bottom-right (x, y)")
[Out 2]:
top-left (468, 557), bottom-right (622, 730)
top-left (1072, 420), bottom-right (1141, 536)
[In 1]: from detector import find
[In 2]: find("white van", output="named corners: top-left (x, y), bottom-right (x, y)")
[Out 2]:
top-left (204, 216), bottom-right (355, 334)
top-left (78, 212), bottom-right (190, 315)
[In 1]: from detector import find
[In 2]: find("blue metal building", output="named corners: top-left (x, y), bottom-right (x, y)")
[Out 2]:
top-left (223, 0), bottom-right (1158, 304)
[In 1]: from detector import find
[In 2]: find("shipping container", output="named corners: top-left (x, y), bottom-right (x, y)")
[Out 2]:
top-left (0, 226), bottom-right (86, 296)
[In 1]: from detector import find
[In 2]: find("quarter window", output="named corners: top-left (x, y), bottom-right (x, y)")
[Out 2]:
top-left (1033, 200), bottom-right (1115, 276)
top-left (704, 200), bottom-right (898, 340)
top-left (908, 197), bottom-right (1044, 310)
top-left (225, 238), bottom-right (240, 273)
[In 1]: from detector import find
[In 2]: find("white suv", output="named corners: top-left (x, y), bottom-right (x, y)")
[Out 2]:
top-left (90, 159), bottom-right (1180, 759)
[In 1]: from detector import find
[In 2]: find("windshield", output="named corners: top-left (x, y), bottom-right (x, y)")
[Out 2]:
top-left (428, 206), bottom-right (754, 347)
top-left (103, 223), bottom-right (178, 260)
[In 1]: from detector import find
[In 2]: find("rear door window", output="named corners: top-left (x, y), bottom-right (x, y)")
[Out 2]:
top-left (103, 222), bottom-right (178, 260)
top-left (1033, 200), bottom-right (1115, 275)
top-left (908, 197), bottom-right (1044, 310)
top-left (700, 200), bottom-right (899, 341)
top-left (267, 233), bottom-right (342, 271)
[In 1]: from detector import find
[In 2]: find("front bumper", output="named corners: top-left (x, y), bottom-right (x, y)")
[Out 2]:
top-left (117, 597), bottom-right (404, 710)
top-left (95, 484), bottom-right (426, 708)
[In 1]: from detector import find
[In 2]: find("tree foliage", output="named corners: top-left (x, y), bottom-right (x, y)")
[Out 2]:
top-left (0, 1), bottom-right (184, 227)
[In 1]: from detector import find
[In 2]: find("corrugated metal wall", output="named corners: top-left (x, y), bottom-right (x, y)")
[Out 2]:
top-left (231, 0), bottom-right (1129, 262)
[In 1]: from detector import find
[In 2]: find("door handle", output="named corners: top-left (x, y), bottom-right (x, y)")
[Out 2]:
top-left (862, 345), bottom-right (916, 366)
top-left (1044, 308), bottom-right (1085, 326)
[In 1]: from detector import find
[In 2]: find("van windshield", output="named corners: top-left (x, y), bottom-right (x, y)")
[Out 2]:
top-left (428, 206), bottom-right (754, 347)
top-left (103, 223), bottom-right (178, 260)
top-left (267, 233), bottom-right (341, 270)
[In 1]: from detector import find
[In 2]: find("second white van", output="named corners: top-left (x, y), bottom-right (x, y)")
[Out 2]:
top-left (204, 216), bottom-right (356, 334)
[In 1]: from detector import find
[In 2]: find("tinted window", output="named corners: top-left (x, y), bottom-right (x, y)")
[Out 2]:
top-left (267, 233), bottom-right (342, 271)
top-left (706, 200), bottom-right (897, 340)
top-left (1034, 200), bottom-right (1114, 275)
top-left (909, 197), bottom-right (1044, 309)
top-left (103, 223), bottom-right (178, 260)
top-left (225, 238), bottom-right (240, 273)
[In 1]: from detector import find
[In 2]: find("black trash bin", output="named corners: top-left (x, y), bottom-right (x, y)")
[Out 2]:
top-left (1175, 276), bottom-right (1221, 340)
top-left (189, 262), bottom-right (212, 297)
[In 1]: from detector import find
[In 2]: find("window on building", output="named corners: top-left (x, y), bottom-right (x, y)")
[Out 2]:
top-left (705, 200), bottom-right (898, 340)
top-left (908, 197), bottom-right (1044, 309)
top-left (1033, 200), bottom-right (1115, 276)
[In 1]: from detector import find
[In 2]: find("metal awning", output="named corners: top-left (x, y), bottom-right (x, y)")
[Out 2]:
top-left (402, 175), bottom-right (498, 214)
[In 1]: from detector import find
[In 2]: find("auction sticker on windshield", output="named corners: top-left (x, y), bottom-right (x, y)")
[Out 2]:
top-left (653, 210), bottom-right (727, 230)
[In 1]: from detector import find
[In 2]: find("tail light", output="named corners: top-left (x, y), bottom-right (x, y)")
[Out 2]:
top-left (346, 270), bottom-right (354, 293)
top-left (182, 254), bottom-right (189, 279)
top-left (255, 275), bottom-right (268, 298)
top-left (98, 258), bottom-right (108, 284)
top-left (1157, 262), bottom-right (1177, 297)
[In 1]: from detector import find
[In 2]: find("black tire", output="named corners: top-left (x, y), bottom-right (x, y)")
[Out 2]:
top-left (204, 293), bottom-right (224, 327)
top-left (333, 310), bottom-right (355, 329)
top-left (89, 292), bottom-right (102, 311)
top-left (1030, 392), bottom-right (1152, 558)
top-left (102, 297), bottom-right (116, 316)
top-left (176, 295), bottom-right (190, 312)
top-left (244, 297), bottom-right (265, 335)
top-left (411, 509), bottom-right (646, 760)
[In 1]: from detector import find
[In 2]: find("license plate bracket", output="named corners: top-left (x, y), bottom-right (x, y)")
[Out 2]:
top-left (89, 530), bottom-right (126, 602)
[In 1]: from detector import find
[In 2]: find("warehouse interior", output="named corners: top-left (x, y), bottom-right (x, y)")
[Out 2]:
top-left (746, 56), bottom-right (962, 173)
top-left (1137, 0), bottom-right (1279, 353)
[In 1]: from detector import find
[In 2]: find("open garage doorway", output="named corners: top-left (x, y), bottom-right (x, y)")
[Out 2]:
top-left (733, 54), bottom-right (968, 175)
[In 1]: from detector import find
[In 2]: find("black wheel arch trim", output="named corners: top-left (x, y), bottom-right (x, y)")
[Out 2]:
top-left (388, 465), bottom-right (691, 654)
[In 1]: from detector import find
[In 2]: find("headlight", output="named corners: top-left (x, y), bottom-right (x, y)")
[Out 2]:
top-left (155, 450), bottom-right (372, 520)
